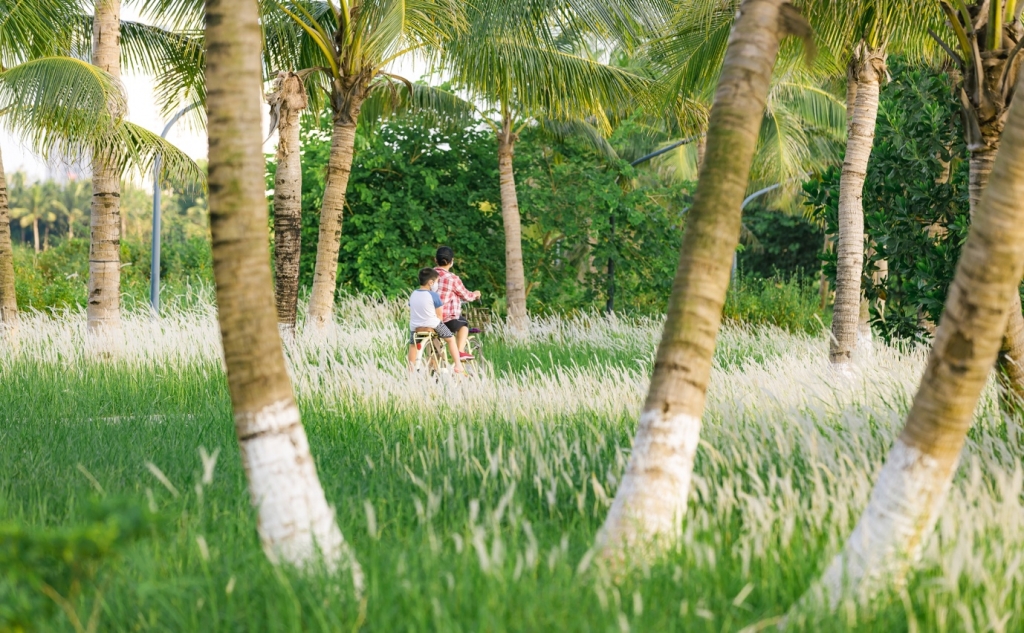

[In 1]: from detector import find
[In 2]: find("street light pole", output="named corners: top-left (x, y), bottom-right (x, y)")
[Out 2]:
top-left (151, 103), bottom-right (200, 314)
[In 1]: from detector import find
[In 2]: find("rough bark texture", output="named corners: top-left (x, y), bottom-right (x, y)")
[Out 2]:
top-left (969, 148), bottom-right (1024, 404)
top-left (498, 119), bottom-right (529, 332)
top-left (88, 0), bottom-right (123, 350)
top-left (597, 0), bottom-right (802, 556)
top-left (800, 71), bottom-right (1024, 612)
top-left (267, 71), bottom-right (308, 334)
top-left (307, 96), bottom-right (362, 327)
top-left (0, 145), bottom-right (18, 340)
top-left (205, 0), bottom-right (361, 585)
top-left (830, 44), bottom-right (885, 364)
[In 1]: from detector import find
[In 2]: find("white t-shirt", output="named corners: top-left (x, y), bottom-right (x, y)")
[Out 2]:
top-left (409, 289), bottom-right (442, 329)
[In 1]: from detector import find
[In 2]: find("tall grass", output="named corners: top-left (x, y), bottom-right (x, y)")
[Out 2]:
top-left (1, 297), bottom-right (1022, 631)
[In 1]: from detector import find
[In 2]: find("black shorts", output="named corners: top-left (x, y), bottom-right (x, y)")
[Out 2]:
top-left (444, 318), bottom-right (469, 334)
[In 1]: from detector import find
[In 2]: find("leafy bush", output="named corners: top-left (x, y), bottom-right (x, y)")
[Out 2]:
top-left (0, 498), bottom-right (157, 632)
top-left (268, 114), bottom-right (689, 316)
top-left (737, 207), bottom-right (823, 279)
top-left (723, 275), bottom-right (827, 334)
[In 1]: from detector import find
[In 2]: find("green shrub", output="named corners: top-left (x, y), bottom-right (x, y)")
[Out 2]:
top-left (723, 275), bottom-right (827, 334)
top-left (0, 498), bottom-right (158, 632)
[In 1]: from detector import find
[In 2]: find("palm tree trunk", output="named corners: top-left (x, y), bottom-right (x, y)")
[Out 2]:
top-left (830, 43), bottom-right (885, 365)
top-left (0, 145), bottom-right (18, 339)
top-left (87, 0), bottom-right (123, 349)
top-left (307, 97), bottom-right (362, 327)
top-left (968, 145), bottom-right (1024, 404)
top-left (597, 0), bottom-right (804, 556)
top-left (32, 217), bottom-right (39, 254)
top-left (205, 0), bottom-right (361, 586)
top-left (498, 116), bottom-right (529, 332)
top-left (798, 79), bottom-right (1024, 611)
top-left (268, 72), bottom-right (308, 334)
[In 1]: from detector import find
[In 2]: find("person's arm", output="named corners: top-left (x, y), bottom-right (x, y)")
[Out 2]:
top-left (432, 291), bottom-right (444, 319)
top-left (452, 276), bottom-right (477, 302)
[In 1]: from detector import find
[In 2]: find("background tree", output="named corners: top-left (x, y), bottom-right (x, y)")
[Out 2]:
top-left (437, 0), bottom-right (647, 330)
top-left (262, 0), bottom-right (463, 328)
top-left (205, 0), bottom-right (362, 583)
top-left (265, 70), bottom-right (308, 334)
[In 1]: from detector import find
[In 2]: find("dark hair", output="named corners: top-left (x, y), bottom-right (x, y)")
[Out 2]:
top-left (435, 246), bottom-right (454, 266)
top-left (418, 267), bottom-right (439, 286)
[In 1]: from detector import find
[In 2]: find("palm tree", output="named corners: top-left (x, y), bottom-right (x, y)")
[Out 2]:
top-left (930, 0), bottom-right (1024, 403)
top-left (0, 0), bottom-right (125, 339)
top-left (812, 1), bottom-right (941, 365)
top-left (205, 0), bottom-right (362, 584)
top-left (793, 64), bottom-right (1024, 615)
top-left (88, 0), bottom-right (125, 348)
top-left (266, 70), bottom-right (309, 334)
top-left (262, 0), bottom-right (463, 327)
top-left (10, 179), bottom-right (57, 253)
top-left (50, 179), bottom-right (91, 240)
top-left (595, 0), bottom-right (813, 557)
top-left (437, 0), bottom-right (647, 330)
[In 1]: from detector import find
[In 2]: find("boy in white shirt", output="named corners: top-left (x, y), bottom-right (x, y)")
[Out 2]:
top-left (408, 268), bottom-right (465, 374)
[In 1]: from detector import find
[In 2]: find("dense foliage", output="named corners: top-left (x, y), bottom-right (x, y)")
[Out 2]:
top-left (268, 114), bottom-right (691, 316)
top-left (805, 60), bottom-right (972, 343)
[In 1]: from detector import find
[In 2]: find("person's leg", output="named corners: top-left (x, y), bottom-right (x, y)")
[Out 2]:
top-left (445, 319), bottom-right (470, 353)
top-left (444, 336), bottom-right (464, 372)
top-left (408, 329), bottom-right (420, 371)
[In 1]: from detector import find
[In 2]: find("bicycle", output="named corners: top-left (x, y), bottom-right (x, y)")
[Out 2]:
top-left (411, 328), bottom-right (451, 375)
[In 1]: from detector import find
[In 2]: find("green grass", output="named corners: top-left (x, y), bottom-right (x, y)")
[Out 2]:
top-left (2, 303), bottom-right (1023, 631)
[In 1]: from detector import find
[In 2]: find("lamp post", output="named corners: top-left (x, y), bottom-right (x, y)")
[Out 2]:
top-left (151, 103), bottom-right (200, 314)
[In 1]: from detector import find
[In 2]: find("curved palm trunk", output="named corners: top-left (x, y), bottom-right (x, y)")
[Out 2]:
top-left (797, 76), bottom-right (1024, 610)
top-left (968, 147), bottom-right (1024, 404)
top-left (596, 0), bottom-right (805, 556)
top-left (87, 0), bottom-right (123, 350)
top-left (307, 96), bottom-right (362, 327)
top-left (205, 0), bottom-right (360, 586)
top-left (267, 72), bottom-right (308, 334)
top-left (831, 44), bottom-right (885, 365)
top-left (0, 145), bottom-right (18, 340)
top-left (498, 118), bottom-right (528, 332)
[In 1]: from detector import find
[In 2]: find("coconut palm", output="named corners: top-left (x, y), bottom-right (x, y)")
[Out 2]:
top-left (261, 0), bottom-right (463, 328)
top-left (595, 0), bottom-right (813, 557)
top-left (266, 70), bottom-right (309, 334)
top-left (792, 64), bottom-right (1024, 616)
top-left (812, 1), bottom-right (941, 365)
top-left (9, 178), bottom-right (58, 253)
top-left (50, 179), bottom-right (91, 240)
top-left (0, 0), bottom-right (139, 338)
top-left (205, 0), bottom-right (362, 583)
top-left (436, 0), bottom-right (648, 331)
top-left (929, 0), bottom-right (1024, 403)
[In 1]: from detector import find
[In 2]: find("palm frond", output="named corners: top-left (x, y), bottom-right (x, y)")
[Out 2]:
top-left (0, 56), bottom-right (125, 157)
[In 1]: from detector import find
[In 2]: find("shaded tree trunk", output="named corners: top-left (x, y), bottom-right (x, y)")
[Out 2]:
top-left (307, 93), bottom-right (363, 327)
top-left (497, 115), bottom-right (528, 332)
top-left (267, 71), bottom-right (308, 334)
top-left (968, 146), bottom-right (1024, 404)
top-left (205, 0), bottom-right (361, 586)
top-left (596, 0), bottom-right (806, 557)
top-left (88, 0), bottom-right (123, 349)
top-left (0, 145), bottom-right (18, 339)
top-left (831, 43), bottom-right (885, 364)
top-left (797, 75), bottom-right (1024, 611)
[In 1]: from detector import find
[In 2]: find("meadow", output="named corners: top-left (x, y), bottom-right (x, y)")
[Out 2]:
top-left (2, 295), bottom-right (1023, 631)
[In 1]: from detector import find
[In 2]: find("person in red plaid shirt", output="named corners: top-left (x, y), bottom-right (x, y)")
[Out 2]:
top-left (434, 246), bottom-right (481, 360)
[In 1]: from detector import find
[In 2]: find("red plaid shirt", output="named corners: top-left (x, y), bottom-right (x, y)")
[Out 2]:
top-left (434, 267), bottom-right (474, 321)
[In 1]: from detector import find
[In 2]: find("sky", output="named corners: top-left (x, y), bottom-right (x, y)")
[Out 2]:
top-left (0, 6), bottom-right (428, 185)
